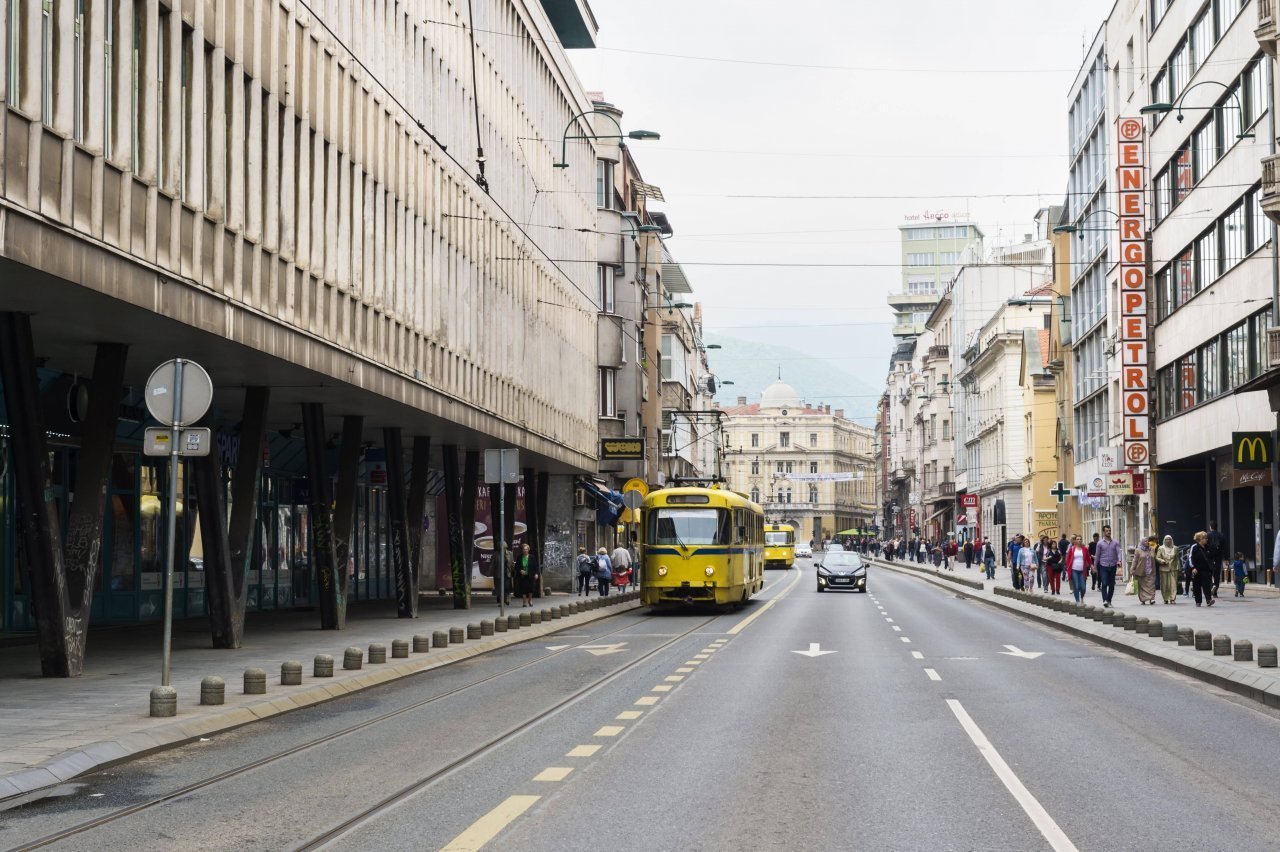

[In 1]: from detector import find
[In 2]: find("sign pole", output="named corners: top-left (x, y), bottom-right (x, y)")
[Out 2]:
top-left (161, 359), bottom-right (184, 687)
top-left (497, 459), bottom-right (506, 619)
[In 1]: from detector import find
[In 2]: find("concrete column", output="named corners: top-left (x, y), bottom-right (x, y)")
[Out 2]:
top-left (441, 445), bottom-right (470, 609)
top-left (384, 427), bottom-right (416, 618)
top-left (302, 402), bottom-right (345, 628)
top-left (332, 414), bottom-right (363, 606)
top-left (406, 436), bottom-right (431, 586)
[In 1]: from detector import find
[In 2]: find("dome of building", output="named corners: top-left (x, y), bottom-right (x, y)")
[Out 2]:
top-left (760, 379), bottom-right (801, 409)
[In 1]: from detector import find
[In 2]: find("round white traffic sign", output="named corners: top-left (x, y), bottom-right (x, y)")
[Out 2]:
top-left (622, 490), bottom-right (645, 510)
top-left (145, 359), bottom-right (214, 427)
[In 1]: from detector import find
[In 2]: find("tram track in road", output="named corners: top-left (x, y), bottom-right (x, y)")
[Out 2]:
top-left (291, 613), bottom-right (722, 851)
top-left (5, 612), bottom-right (663, 852)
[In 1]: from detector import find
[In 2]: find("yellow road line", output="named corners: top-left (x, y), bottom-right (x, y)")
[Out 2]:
top-left (651, 684), bottom-right (673, 692)
top-left (664, 675), bottom-right (684, 682)
top-left (726, 562), bottom-right (804, 636)
top-left (616, 710), bottom-right (643, 720)
top-left (440, 794), bottom-right (540, 852)
top-left (533, 767), bottom-right (573, 782)
top-left (595, 725), bottom-right (624, 737)
top-left (676, 667), bottom-right (694, 673)
top-left (567, 745), bottom-right (601, 757)
top-left (635, 696), bottom-right (659, 706)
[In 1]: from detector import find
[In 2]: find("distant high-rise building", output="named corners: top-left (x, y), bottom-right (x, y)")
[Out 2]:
top-left (888, 221), bottom-right (984, 339)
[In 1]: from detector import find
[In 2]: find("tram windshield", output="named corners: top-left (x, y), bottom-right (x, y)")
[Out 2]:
top-left (765, 531), bottom-right (793, 546)
top-left (650, 508), bottom-right (731, 546)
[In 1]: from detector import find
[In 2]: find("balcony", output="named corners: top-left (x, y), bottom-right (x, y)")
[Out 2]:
top-left (1258, 0), bottom-right (1277, 56)
top-left (1270, 326), bottom-right (1280, 370)
top-left (1262, 154), bottom-right (1280, 225)
top-left (928, 345), bottom-right (949, 360)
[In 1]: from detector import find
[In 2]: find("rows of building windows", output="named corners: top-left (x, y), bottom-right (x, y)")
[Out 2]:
top-left (1155, 184), bottom-right (1266, 320)
top-left (1152, 58), bottom-right (1266, 223)
top-left (1073, 326), bottom-right (1109, 402)
top-left (1071, 258), bottom-right (1107, 336)
top-left (1066, 121), bottom-right (1108, 225)
top-left (1155, 308), bottom-right (1271, 420)
top-left (1073, 390), bottom-right (1109, 463)
top-left (1150, 0), bottom-right (1248, 96)
top-left (907, 253), bottom-right (935, 267)
top-left (1068, 51), bottom-right (1106, 161)
top-left (907, 278), bottom-right (938, 295)
top-left (1069, 196), bottom-right (1110, 285)
top-left (904, 226), bottom-right (972, 241)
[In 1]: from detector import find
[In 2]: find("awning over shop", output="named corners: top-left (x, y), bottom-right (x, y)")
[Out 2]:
top-left (577, 478), bottom-right (624, 526)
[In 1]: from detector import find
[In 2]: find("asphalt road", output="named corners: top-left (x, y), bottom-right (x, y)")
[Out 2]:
top-left (5, 558), bottom-right (1280, 851)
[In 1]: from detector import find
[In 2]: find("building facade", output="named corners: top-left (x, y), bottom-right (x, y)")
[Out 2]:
top-left (889, 221), bottom-right (984, 338)
top-left (721, 380), bottom-right (875, 544)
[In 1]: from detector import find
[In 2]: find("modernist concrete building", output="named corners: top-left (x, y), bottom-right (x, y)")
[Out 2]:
top-left (721, 380), bottom-right (875, 544)
top-left (889, 220), bottom-right (984, 338)
top-left (0, 0), bottom-right (608, 675)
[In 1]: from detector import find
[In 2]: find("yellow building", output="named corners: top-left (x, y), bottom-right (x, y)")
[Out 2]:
top-left (1046, 222), bottom-right (1082, 538)
top-left (1020, 322), bottom-right (1060, 542)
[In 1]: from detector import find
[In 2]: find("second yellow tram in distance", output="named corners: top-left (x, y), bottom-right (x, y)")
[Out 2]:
top-left (763, 523), bottom-right (796, 569)
top-left (641, 487), bottom-right (764, 609)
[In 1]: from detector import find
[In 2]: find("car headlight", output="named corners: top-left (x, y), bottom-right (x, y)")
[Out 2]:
top-left (705, 566), bottom-right (715, 576)
top-left (657, 566), bottom-right (668, 577)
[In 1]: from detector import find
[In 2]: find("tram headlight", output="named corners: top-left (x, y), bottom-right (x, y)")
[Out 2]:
top-left (704, 566), bottom-right (715, 576)
top-left (657, 565), bottom-right (668, 577)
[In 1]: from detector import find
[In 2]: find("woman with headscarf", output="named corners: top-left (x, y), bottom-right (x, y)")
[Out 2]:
top-left (1130, 535), bottom-right (1158, 605)
top-left (1155, 535), bottom-right (1179, 604)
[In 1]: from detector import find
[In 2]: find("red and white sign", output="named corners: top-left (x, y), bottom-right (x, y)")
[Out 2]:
top-left (960, 493), bottom-right (979, 508)
top-left (1116, 117), bottom-right (1149, 469)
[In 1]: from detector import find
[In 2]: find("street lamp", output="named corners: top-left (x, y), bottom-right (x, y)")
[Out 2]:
top-left (1140, 80), bottom-right (1256, 138)
top-left (1053, 209), bottom-right (1120, 238)
top-left (667, 301), bottom-right (693, 309)
top-left (553, 110), bottom-right (661, 168)
top-left (705, 344), bottom-right (722, 350)
top-left (720, 380), bottom-right (735, 386)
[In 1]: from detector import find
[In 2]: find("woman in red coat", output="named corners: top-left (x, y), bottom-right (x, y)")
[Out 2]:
top-left (1063, 534), bottom-right (1093, 602)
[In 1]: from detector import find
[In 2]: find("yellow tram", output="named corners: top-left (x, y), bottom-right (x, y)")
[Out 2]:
top-left (641, 487), bottom-right (765, 609)
top-left (763, 523), bottom-right (796, 569)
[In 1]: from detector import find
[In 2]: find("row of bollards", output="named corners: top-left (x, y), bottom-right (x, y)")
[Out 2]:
top-left (149, 591), bottom-right (642, 716)
top-left (992, 586), bottom-right (1277, 671)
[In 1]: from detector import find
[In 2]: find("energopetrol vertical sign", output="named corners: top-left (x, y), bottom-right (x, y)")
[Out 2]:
top-left (1117, 117), bottom-right (1149, 470)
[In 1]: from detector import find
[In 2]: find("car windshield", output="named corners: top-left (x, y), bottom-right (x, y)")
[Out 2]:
top-left (649, 508), bottom-right (730, 546)
top-left (824, 552), bottom-right (862, 568)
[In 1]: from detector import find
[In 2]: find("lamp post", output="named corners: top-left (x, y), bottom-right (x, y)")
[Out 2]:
top-left (1052, 209), bottom-right (1121, 238)
top-left (1140, 80), bottom-right (1256, 138)
top-left (553, 110), bottom-right (660, 169)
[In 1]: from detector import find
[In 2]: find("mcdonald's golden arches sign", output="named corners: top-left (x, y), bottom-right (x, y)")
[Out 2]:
top-left (1232, 432), bottom-right (1273, 470)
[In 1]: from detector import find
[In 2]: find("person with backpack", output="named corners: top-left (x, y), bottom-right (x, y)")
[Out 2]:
top-left (594, 547), bottom-right (614, 597)
top-left (1207, 521), bottom-right (1226, 603)
top-left (1232, 552), bottom-right (1247, 597)
top-left (575, 546), bottom-right (594, 596)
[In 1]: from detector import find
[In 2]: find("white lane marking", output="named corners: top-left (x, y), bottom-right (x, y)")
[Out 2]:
top-left (892, 626), bottom-right (902, 632)
top-left (900, 637), bottom-right (911, 643)
top-left (946, 699), bottom-right (1079, 852)
top-left (924, 668), bottom-right (942, 681)
top-left (441, 795), bottom-right (540, 851)
top-left (911, 651), bottom-right (924, 660)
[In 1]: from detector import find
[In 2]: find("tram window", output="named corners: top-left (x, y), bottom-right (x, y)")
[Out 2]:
top-left (650, 508), bottom-right (731, 545)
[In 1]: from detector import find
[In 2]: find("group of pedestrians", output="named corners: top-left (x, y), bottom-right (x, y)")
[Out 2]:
top-left (881, 536), bottom-right (957, 569)
top-left (574, 542), bottom-right (638, 597)
top-left (992, 522), bottom-right (1239, 609)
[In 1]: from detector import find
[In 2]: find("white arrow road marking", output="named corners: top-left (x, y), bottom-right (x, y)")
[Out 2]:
top-left (999, 645), bottom-right (1044, 660)
top-left (792, 643), bottom-right (836, 658)
top-left (545, 645), bottom-right (571, 651)
top-left (581, 642), bottom-right (629, 656)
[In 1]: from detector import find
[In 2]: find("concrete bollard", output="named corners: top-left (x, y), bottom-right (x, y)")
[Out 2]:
top-left (200, 676), bottom-right (226, 705)
top-left (281, 661), bottom-right (303, 685)
top-left (368, 643), bottom-right (387, 664)
top-left (344, 647), bottom-right (364, 670)
top-left (1135, 617), bottom-right (1149, 634)
top-left (550, 607), bottom-right (562, 620)
top-left (392, 639), bottom-right (409, 658)
top-left (433, 630), bottom-right (449, 648)
top-left (244, 668), bottom-right (267, 694)
top-left (449, 626), bottom-right (465, 644)
top-left (466, 623), bottom-right (482, 640)
top-left (481, 620), bottom-right (495, 636)
top-left (150, 686), bottom-right (178, 718)
top-left (1213, 635), bottom-right (1232, 656)
top-left (507, 614), bottom-right (520, 630)
top-left (531, 609), bottom-right (542, 624)
top-left (413, 634), bottom-right (432, 653)
top-left (519, 611), bottom-right (532, 627)
top-left (1162, 623), bottom-right (1178, 642)
top-left (1258, 644), bottom-right (1278, 667)
top-left (495, 616), bottom-right (508, 632)
top-left (1081, 605), bottom-right (1095, 620)
top-left (1094, 607), bottom-right (1108, 623)
top-left (314, 654), bottom-right (335, 677)
top-left (568, 602), bottom-right (579, 614)
top-left (1146, 619), bottom-right (1162, 638)
top-left (559, 605), bottom-right (571, 617)
top-left (1194, 629), bottom-right (1212, 651)
top-left (1234, 639), bottom-right (1253, 662)
top-left (1123, 614), bottom-right (1138, 631)
top-left (1178, 627), bottom-right (1194, 646)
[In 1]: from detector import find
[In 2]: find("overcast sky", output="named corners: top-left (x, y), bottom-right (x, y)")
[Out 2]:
top-left (567, 0), bottom-right (1116, 395)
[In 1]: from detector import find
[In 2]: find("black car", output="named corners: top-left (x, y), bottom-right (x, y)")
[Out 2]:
top-left (816, 551), bottom-right (867, 593)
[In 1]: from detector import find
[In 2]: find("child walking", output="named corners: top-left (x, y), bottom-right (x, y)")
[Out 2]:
top-left (1233, 552), bottom-right (1247, 597)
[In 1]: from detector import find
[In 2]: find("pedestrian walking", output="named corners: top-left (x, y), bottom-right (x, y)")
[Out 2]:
top-left (1017, 536), bottom-right (1037, 591)
top-left (1156, 535), bottom-right (1179, 604)
top-left (1088, 532), bottom-right (1101, 590)
top-left (983, 537), bottom-right (996, 580)
top-left (1233, 552), bottom-right (1247, 597)
top-left (1065, 534), bottom-right (1092, 603)
top-left (502, 544), bottom-right (515, 605)
top-left (1130, 536), bottom-right (1158, 605)
top-left (575, 547), bottom-right (593, 596)
top-left (1095, 525), bottom-right (1122, 608)
top-left (517, 542), bottom-right (540, 607)
top-left (594, 547), bottom-right (613, 597)
top-left (963, 539), bottom-right (973, 569)
top-left (1035, 535), bottom-right (1050, 591)
top-left (1044, 539), bottom-right (1063, 594)
top-left (610, 541), bottom-right (633, 593)
top-left (1189, 531), bottom-right (1215, 607)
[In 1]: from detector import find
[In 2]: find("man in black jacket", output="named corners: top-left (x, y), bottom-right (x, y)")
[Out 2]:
top-left (1206, 521), bottom-right (1226, 602)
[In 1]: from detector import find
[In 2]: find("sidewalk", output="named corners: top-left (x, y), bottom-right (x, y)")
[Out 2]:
top-left (0, 590), bottom-right (639, 802)
top-left (870, 556), bottom-right (1280, 708)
